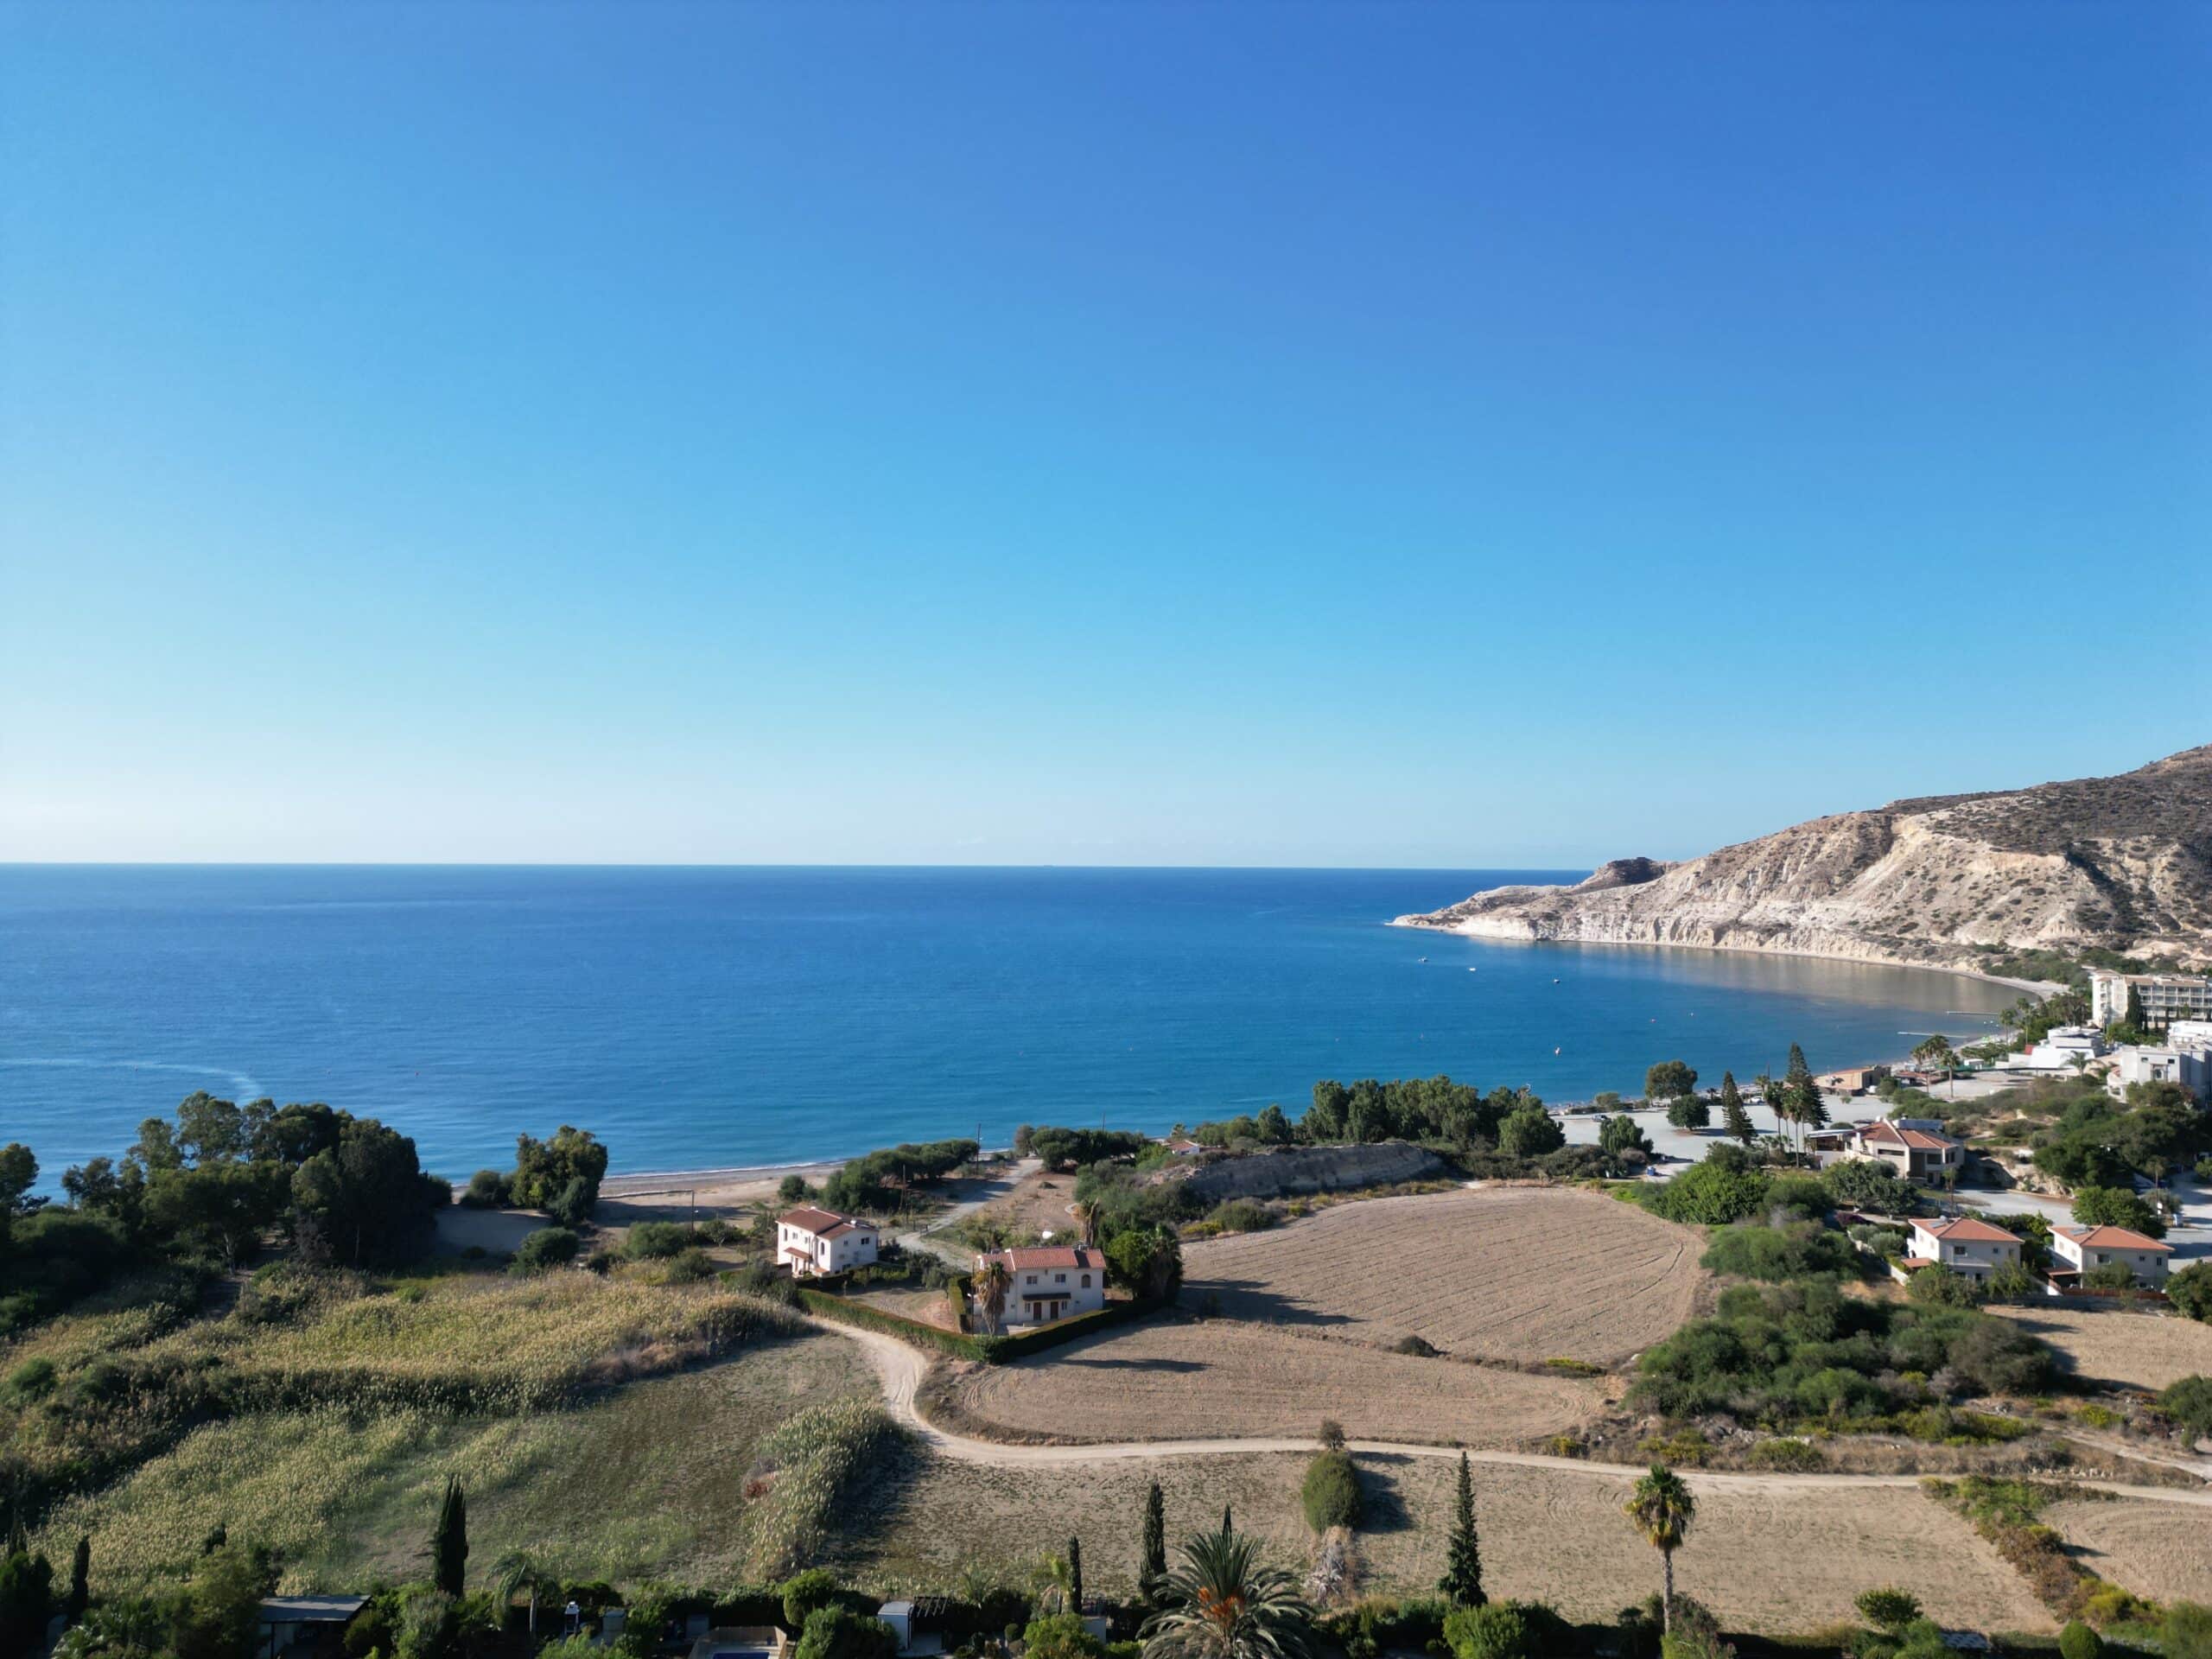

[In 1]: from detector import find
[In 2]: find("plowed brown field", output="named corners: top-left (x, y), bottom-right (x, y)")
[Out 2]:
top-left (945, 1319), bottom-right (1601, 1445)
top-left (2046, 1497), bottom-right (2212, 1605)
top-left (1185, 1185), bottom-right (1706, 1364)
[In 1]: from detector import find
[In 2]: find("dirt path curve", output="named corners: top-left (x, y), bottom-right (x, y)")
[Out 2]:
top-left (810, 1316), bottom-right (2212, 1508)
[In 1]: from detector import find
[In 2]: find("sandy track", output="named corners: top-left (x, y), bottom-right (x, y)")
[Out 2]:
top-left (1184, 1185), bottom-right (1706, 1364)
top-left (1991, 1305), bottom-right (2212, 1394)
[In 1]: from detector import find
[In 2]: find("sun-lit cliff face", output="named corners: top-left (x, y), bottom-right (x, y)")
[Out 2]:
top-left (1396, 747), bottom-right (2212, 971)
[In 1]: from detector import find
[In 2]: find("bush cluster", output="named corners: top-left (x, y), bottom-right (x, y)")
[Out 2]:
top-left (1631, 1277), bottom-right (2050, 1424)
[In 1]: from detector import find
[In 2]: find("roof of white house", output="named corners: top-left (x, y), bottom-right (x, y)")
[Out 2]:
top-left (1917, 1217), bottom-right (2020, 1245)
top-left (1857, 1119), bottom-right (1960, 1151)
top-left (979, 1245), bottom-right (1103, 1272)
top-left (2055, 1224), bottom-right (2171, 1253)
top-left (779, 1205), bottom-right (874, 1238)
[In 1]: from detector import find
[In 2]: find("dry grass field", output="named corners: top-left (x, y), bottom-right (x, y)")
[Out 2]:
top-left (850, 1452), bottom-right (2052, 1633)
top-left (1990, 1306), bottom-right (2212, 1392)
top-left (2044, 1498), bottom-right (2212, 1606)
top-left (944, 1319), bottom-right (1603, 1445)
top-left (35, 1326), bottom-right (874, 1593)
top-left (1184, 1185), bottom-right (1706, 1364)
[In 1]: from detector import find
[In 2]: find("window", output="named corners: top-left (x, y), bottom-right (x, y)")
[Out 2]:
top-left (1080, 1274), bottom-right (1090, 1288)
top-left (1055, 1273), bottom-right (1067, 1284)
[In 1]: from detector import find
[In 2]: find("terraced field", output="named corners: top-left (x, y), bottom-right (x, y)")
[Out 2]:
top-left (942, 1319), bottom-right (1602, 1445)
top-left (1184, 1185), bottom-right (1707, 1364)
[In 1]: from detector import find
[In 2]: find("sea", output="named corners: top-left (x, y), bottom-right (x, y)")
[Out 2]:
top-left (0, 865), bottom-right (2018, 1192)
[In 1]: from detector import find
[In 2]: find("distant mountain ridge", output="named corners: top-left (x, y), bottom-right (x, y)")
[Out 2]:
top-left (1396, 747), bottom-right (2212, 974)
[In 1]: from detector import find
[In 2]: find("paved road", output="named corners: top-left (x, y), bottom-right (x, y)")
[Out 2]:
top-left (808, 1315), bottom-right (2212, 1507)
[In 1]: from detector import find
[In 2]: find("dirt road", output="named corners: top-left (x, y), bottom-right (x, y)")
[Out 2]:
top-left (812, 1316), bottom-right (2212, 1507)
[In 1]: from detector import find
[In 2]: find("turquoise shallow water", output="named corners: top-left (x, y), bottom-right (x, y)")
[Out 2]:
top-left (0, 865), bottom-right (2012, 1189)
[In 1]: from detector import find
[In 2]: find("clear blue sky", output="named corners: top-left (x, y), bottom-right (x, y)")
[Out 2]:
top-left (3, 3), bottom-right (2206, 867)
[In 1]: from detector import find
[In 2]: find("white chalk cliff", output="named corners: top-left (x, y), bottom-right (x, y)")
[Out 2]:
top-left (1397, 747), bottom-right (2212, 972)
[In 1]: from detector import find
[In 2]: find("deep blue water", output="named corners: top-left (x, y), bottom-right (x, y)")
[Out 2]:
top-left (0, 866), bottom-right (2013, 1189)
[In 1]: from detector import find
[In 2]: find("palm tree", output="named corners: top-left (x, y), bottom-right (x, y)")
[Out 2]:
top-left (1141, 1530), bottom-right (1309, 1659)
top-left (976, 1258), bottom-right (1013, 1337)
top-left (491, 1548), bottom-right (555, 1637)
top-left (1754, 1072), bottom-right (1789, 1150)
top-left (1624, 1464), bottom-right (1696, 1635)
top-left (1071, 1200), bottom-right (1099, 1249)
top-left (1141, 1527), bottom-right (1316, 1659)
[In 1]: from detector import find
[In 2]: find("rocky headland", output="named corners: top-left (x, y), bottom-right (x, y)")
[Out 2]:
top-left (1397, 746), bottom-right (2212, 976)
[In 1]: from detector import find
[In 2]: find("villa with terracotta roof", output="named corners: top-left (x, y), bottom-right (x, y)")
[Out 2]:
top-left (1898, 1216), bottom-right (2021, 1284)
top-left (1848, 1117), bottom-right (1964, 1185)
top-left (777, 1206), bottom-right (880, 1277)
top-left (2049, 1224), bottom-right (2171, 1288)
top-left (972, 1244), bottom-right (1106, 1327)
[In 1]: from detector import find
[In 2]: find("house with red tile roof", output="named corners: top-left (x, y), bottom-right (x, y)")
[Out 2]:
top-left (2050, 1224), bottom-right (2171, 1287)
top-left (972, 1244), bottom-right (1107, 1327)
top-left (777, 1206), bottom-right (880, 1276)
top-left (1848, 1118), bottom-right (1964, 1185)
top-left (1899, 1217), bottom-right (2021, 1284)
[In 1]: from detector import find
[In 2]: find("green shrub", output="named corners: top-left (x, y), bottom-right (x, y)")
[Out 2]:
top-left (510, 1227), bottom-right (581, 1274)
top-left (624, 1222), bottom-right (692, 1261)
top-left (780, 1569), bottom-right (843, 1630)
top-left (662, 1248), bottom-right (715, 1284)
top-left (2162, 1375), bottom-right (2212, 1442)
top-left (4, 1357), bottom-right (57, 1402)
top-left (1855, 1589), bottom-right (1921, 1631)
top-left (461, 1169), bottom-right (509, 1207)
top-left (1208, 1199), bottom-right (1274, 1234)
top-left (2162, 1602), bottom-right (2212, 1659)
top-left (1443, 1601), bottom-right (1567, 1659)
top-left (1746, 1438), bottom-right (1825, 1471)
top-left (1301, 1448), bottom-right (1363, 1531)
top-left (794, 1606), bottom-right (898, 1659)
top-left (1699, 1224), bottom-right (1856, 1281)
top-left (2171, 1262), bottom-right (2212, 1324)
top-left (2058, 1620), bottom-right (2100, 1659)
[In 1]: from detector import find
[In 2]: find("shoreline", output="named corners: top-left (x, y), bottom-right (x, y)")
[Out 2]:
top-left (1387, 914), bottom-right (2065, 999)
top-left (596, 935), bottom-right (2062, 1192)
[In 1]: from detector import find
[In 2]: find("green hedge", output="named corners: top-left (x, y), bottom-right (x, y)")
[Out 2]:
top-left (798, 1289), bottom-right (986, 1359)
top-left (799, 1287), bottom-right (1166, 1364)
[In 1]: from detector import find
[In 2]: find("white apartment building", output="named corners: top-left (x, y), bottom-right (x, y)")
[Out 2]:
top-left (2088, 969), bottom-right (2212, 1028)
top-left (2019, 1026), bottom-right (2108, 1071)
top-left (2102, 1039), bottom-right (2212, 1103)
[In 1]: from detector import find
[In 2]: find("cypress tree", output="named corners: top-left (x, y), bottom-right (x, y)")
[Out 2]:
top-left (431, 1478), bottom-right (468, 1597)
top-left (1785, 1043), bottom-right (1810, 1086)
top-left (1719, 1072), bottom-right (1754, 1145)
top-left (1067, 1536), bottom-right (1083, 1616)
top-left (1440, 1452), bottom-right (1485, 1608)
top-left (1140, 1483), bottom-right (1166, 1601)
top-left (65, 1536), bottom-right (89, 1624)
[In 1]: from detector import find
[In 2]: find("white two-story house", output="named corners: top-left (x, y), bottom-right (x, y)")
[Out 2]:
top-left (973, 1245), bottom-right (1107, 1327)
top-left (2050, 1224), bottom-right (2171, 1288)
top-left (777, 1206), bottom-right (880, 1276)
top-left (1900, 1216), bottom-right (2021, 1284)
